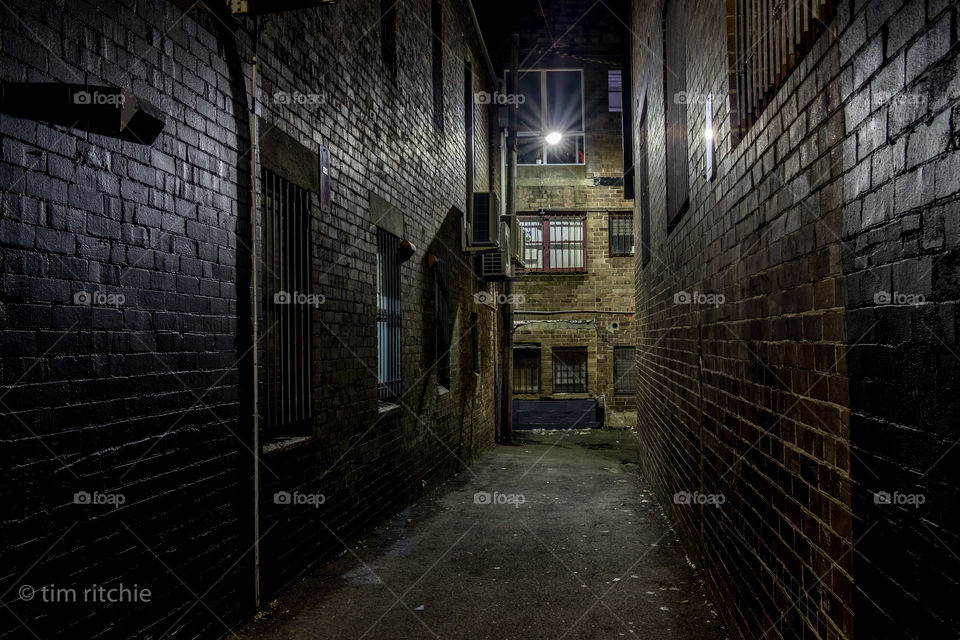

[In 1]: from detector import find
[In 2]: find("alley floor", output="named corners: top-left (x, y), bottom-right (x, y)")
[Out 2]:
top-left (234, 430), bottom-right (727, 640)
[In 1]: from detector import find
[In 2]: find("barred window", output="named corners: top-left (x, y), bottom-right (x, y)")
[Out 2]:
top-left (377, 228), bottom-right (402, 404)
top-left (518, 212), bottom-right (587, 274)
top-left (263, 169), bottom-right (313, 435)
top-left (553, 347), bottom-right (587, 394)
top-left (613, 347), bottom-right (636, 396)
top-left (728, 0), bottom-right (838, 143)
top-left (607, 69), bottom-right (622, 112)
top-left (513, 344), bottom-right (541, 394)
top-left (608, 212), bottom-right (634, 257)
top-left (434, 260), bottom-right (450, 389)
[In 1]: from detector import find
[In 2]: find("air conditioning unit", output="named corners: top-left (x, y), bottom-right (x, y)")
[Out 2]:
top-left (464, 192), bottom-right (501, 252)
top-left (480, 222), bottom-right (513, 280)
top-left (508, 215), bottom-right (526, 271)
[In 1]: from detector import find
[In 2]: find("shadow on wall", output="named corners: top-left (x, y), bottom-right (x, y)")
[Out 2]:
top-left (843, 35), bottom-right (960, 638)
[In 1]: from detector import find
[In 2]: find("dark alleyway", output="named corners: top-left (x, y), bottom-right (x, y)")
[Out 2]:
top-left (2, 0), bottom-right (959, 638)
top-left (234, 430), bottom-right (725, 640)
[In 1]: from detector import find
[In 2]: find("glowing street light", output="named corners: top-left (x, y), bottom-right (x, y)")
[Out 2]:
top-left (545, 131), bottom-right (563, 145)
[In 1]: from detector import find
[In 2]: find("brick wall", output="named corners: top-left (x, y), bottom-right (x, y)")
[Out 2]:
top-left (0, 1), bottom-right (501, 638)
top-left (630, 0), bottom-right (960, 638)
top-left (840, 0), bottom-right (960, 637)
top-left (513, 210), bottom-right (636, 414)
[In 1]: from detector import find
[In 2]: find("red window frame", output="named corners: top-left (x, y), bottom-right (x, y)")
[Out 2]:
top-left (518, 211), bottom-right (588, 274)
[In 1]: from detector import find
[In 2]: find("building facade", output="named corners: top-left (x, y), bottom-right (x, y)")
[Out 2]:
top-left (0, 1), bottom-right (507, 638)
top-left (630, 0), bottom-right (960, 638)
top-left (478, 0), bottom-right (638, 426)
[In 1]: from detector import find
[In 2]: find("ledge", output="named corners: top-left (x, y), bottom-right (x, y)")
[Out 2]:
top-left (261, 435), bottom-right (314, 456)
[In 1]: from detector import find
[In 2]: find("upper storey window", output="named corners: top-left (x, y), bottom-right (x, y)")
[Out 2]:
top-left (512, 69), bottom-right (585, 165)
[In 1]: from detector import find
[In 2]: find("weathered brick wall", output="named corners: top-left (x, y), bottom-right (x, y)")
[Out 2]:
top-left (513, 210), bottom-right (635, 414)
top-left (249, 0), bottom-right (501, 601)
top-left (0, 1), bottom-right (500, 638)
top-left (631, 0), bottom-right (960, 638)
top-left (631, 1), bottom-right (851, 638)
top-left (839, 1), bottom-right (960, 637)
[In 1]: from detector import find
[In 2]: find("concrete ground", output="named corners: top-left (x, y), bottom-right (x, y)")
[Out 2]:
top-left (233, 430), bottom-right (727, 640)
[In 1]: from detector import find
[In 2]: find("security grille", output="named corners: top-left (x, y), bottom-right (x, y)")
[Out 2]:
top-left (377, 229), bottom-right (402, 404)
top-left (729, 0), bottom-right (838, 142)
top-left (434, 260), bottom-right (450, 389)
top-left (262, 168), bottom-right (313, 435)
top-left (513, 344), bottom-right (541, 394)
top-left (517, 212), bottom-right (587, 274)
top-left (608, 212), bottom-right (634, 256)
top-left (614, 346), bottom-right (637, 396)
top-left (553, 347), bottom-right (587, 393)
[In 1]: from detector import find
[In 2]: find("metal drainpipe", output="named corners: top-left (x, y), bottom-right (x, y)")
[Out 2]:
top-left (501, 33), bottom-right (519, 445)
top-left (249, 53), bottom-right (262, 610)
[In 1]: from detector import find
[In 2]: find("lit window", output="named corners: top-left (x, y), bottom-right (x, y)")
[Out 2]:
top-left (608, 212), bottom-right (634, 256)
top-left (512, 69), bottom-right (585, 165)
top-left (518, 212), bottom-right (587, 273)
top-left (377, 228), bottom-right (402, 404)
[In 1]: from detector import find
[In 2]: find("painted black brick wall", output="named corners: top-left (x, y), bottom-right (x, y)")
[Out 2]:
top-left (0, 0), bottom-right (500, 638)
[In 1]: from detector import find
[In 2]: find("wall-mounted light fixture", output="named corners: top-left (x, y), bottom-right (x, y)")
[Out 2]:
top-left (545, 131), bottom-right (563, 145)
top-left (705, 93), bottom-right (715, 181)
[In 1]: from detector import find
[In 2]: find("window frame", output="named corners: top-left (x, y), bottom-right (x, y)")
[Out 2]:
top-left (517, 211), bottom-right (588, 274)
top-left (608, 211), bottom-right (634, 257)
top-left (433, 259), bottom-right (451, 390)
top-left (513, 343), bottom-right (541, 394)
top-left (607, 69), bottom-right (623, 113)
top-left (380, 0), bottom-right (397, 77)
top-left (508, 68), bottom-right (587, 166)
top-left (613, 346), bottom-right (637, 396)
top-left (377, 228), bottom-right (402, 406)
top-left (663, 0), bottom-right (690, 230)
top-left (262, 168), bottom-right (314, 437)
top-left (552, 346), bottom-right (588, 394)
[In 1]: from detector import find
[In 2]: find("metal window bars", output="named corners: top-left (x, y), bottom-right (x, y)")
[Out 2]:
top-left (613, 346), bottom-right (637, 396)
top-left (377, 228), bottom-right (402, 404)
top-left (729, 0), bottom-right (837, 142)
top-left (608, 212), bottom-right (634, 256)
top-left (513, 344), bottom-right (541, 394)
top-left (517, 212), bottom-right (587, 274)
top-left (262, 168), bottom-right (313, 435)
top-left (552, 346), bottom-right (587, 393)
top-left (434, 260), bottom-right (451, 389)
